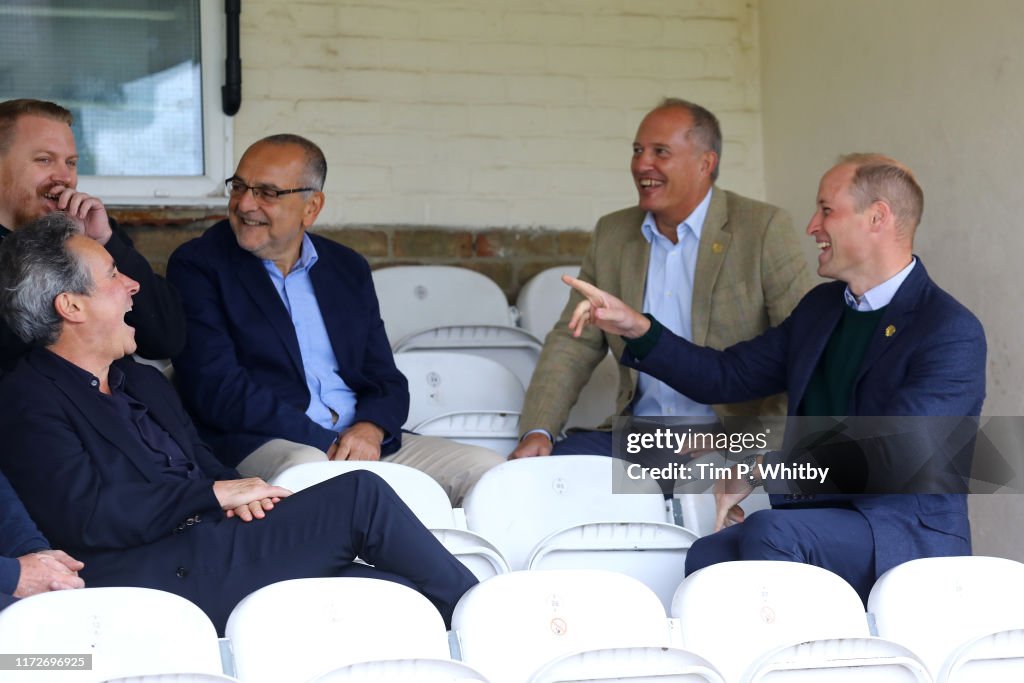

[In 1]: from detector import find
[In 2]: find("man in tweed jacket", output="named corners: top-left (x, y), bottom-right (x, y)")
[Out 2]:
top-left (513, 98), bottom-right (813, 458)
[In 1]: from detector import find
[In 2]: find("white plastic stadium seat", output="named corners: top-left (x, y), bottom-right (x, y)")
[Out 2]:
top-left (527, 646), bottom-right (725, 683)
top-left (515, 265), bottom-right (620, 430)
top-left (868, 556), bottom-right (1024, 679)
top-left (939, 628), bottom-right (1024, 682)
top-left (373, 265), bottom-right (513, 345)
top-left (745, 637), bottom-right (931, 682)
top-left (308, 658), bottom-right (491, 682)
top-left (226, 578), bottom-right (452, 683)
top-left (395, 351), bottom-right (525, 429)
top-left (526, 521), bottom-right (697, 610)
top-left (452, 569), bottom-right (675, 683)
top-left (672, 561), bottom-right (875, 682)
top-left (516, 265), bottom-right (579, 339)
top-left (393, 324), bottom-right (542, 389)
top-left (269, 461), bottom-right (511, 580)
top-left (462, 455), bottom-right (670, 571)
top-left (0, 587), bottom-right (225, 682)
top-left (413, 410), bottom-right (521, 453)
top-left (270, 460), bottom-right (456, 529)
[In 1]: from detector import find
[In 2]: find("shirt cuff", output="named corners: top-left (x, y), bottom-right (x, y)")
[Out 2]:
top-left (522, 429), bottom-right (553, 442)
top-left (622, 314), bottom-right (664, 361)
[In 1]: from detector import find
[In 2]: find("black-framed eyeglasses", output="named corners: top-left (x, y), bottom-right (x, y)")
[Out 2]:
top-left (225, 177), bottom-right (316, 202)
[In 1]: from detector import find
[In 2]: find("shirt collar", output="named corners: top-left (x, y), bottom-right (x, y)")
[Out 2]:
top-left (263, 232), bottom-right (318, 275)
top-left (39, 347), bottom-right (122, 392)
top-left (843, 258), bottom-right (917, 311)
top-left (640, 187), bottom-right (713, 246)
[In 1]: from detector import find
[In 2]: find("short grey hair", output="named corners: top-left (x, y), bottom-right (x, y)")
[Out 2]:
top-left (0, 214), bottom-right (93, 347)
top-left (254, 133), bottom-right (327, 191)
top-left (656, 98), bottom-right (723, 181)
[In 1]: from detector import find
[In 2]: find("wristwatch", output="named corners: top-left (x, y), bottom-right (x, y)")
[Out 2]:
top-left (742, 453), bottom-right (763, 488)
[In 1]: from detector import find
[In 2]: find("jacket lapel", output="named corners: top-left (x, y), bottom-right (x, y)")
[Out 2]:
top-left (789, 292), bottom-right (845, 411)
top-left (620, 228), bottom-right (649, 311)
top-left (28, 351), bottom-right (163, 482)
top-left (691, 187), bottom-right (730, 346)
top-left (228, 240), bottom-right (304, 375)
top-left (849, 260), bottom-right (928, 410)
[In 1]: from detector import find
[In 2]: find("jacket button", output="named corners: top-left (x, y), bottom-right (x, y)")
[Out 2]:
top-left (176, 567), bottom-right (189, 578)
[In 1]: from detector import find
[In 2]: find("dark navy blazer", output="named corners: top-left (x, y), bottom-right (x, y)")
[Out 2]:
top-left (0, 351), bottom-right (237, 596)
top-left (167, 220), bottom-right (409, 467)
top-left (623, 259), bottom-right (987, 577)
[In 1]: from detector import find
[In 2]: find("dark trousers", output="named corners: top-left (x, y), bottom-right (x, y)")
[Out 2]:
top-left (551, 429), bottom-right (614, 456)
top-left (684, 506), bottom-right (877, 602)
top-left (0, 593), bottom-right (15, 611)
top-left (82, 471), bottom-right (477, 633)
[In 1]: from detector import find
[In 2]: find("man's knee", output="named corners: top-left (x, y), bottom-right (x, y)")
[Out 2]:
top-left (736, 509), bottom-right (804, 562)
top-left (237, 439), bottom-right (327, 481)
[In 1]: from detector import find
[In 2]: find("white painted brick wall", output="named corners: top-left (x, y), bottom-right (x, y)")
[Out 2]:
top-left (237, 0), bottom-right (764, 229)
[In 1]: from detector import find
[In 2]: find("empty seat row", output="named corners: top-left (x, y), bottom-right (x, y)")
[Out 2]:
top-left (5, 558), bottom-right (1023, 682)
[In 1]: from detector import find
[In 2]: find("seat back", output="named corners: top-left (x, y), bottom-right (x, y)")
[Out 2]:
top-left (527, 646), bottom-right (725, 683)
top-left (526, 521), bottom-right (697, 610)
top-left (745, 637), bottom-right (932, 682)
top-left (672, 561), bottom-right (871, 682)
top-left (226, 578), bottom-right (451, 683)
top-left (0, 587), bottom-right (224, 682)
top-left (393, 325), bottom-right (542, 388)
top-left (395, 351), bottom-right (525, 429)
top-left (413, 410), bottom-right (520, 453)
top-left (462, 455), bottom-right (668, 570)
top-left (868, 556), bottom-right (1024, 677)
top-left (270, 460), bottom-right (457, 529)
top-left (373, 266), bottom-right (512, 345)
top-left (452, 570), bottom-right (672, 683)
top-left (308, 658), bottom-right (490, 682)
top-left (939, 628), bottom-right (1024, 682)
top-left (516, 265), bottom-right (579, 339)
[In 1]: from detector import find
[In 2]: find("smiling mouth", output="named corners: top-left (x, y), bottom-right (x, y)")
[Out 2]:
top-left (817, 241), bottom-right (831, 250)
top-left (638, 178), bottom-right (663, 189)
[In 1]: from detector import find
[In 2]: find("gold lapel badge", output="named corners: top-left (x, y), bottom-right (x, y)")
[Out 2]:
top-left (884, 324), bottom-right (896, 337)
top-left (711, 242), bottom-right (724, 254)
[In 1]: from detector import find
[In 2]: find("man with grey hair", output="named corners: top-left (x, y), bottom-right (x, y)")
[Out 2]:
top-left (167, 134), bottom-right (504, 504)
top-left (513, 98), bottom-right (813, 459)
top-left (0, 214), bottom-right (477, 633)
top-left (0, 98), bottom-right (185, 368)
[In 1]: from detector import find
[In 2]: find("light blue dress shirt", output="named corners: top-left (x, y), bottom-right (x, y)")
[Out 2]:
top-left (262, 234), bottom-right (358, 431)
top-left (634, 188), bottom-right (716, 420)
top-left (842, 258), bottom-right (917, 311)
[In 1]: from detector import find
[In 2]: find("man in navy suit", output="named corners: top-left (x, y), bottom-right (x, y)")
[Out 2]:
top-left (561, 154), bottom-right (985, 600)
top-left (167, 134), bottom-right (503, 504)
top-left (1, 471), bottom-right (85, 610)
top-left (0, 214), bottom-right (477, 632)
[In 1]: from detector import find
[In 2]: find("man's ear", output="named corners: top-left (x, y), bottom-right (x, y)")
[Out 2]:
top-left (301, 191), bottom-right (326, 228)
top-left (53, 291), bottom-right (86, 323)
top-left (869, 200), bottom-right (894, 232)
top-left (700, 150), bottom-right (719, 180)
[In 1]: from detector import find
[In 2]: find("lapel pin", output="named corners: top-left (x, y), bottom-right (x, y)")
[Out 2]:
top-left (884, 324), bottom-right (896, 337)
top-left (711, 242), bottom-right (723, 254)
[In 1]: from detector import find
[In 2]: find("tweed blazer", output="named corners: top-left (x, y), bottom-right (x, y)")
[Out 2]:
top-left (520, 187), bottom-right (814, 437)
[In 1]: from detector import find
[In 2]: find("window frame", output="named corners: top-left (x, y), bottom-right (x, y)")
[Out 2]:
top-left (76, 0), bottom-right (232, 206)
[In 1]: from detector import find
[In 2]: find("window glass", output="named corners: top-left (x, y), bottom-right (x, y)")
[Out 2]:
top-left (0, 0), bottom-right (223, 194)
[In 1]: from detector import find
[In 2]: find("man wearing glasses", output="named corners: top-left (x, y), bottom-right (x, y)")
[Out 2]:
top-left (0, 98), bottom-right (185, 368)
top-left (167, 135), bottom-right (504, 504)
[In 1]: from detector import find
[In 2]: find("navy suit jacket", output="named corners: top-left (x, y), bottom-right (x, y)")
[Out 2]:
top-left (167, 220), bottom-right (409, 467)
top-left (624, 259), bottom-right (986, 577)
top-left (0, 351), bottom-right (238, 597)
